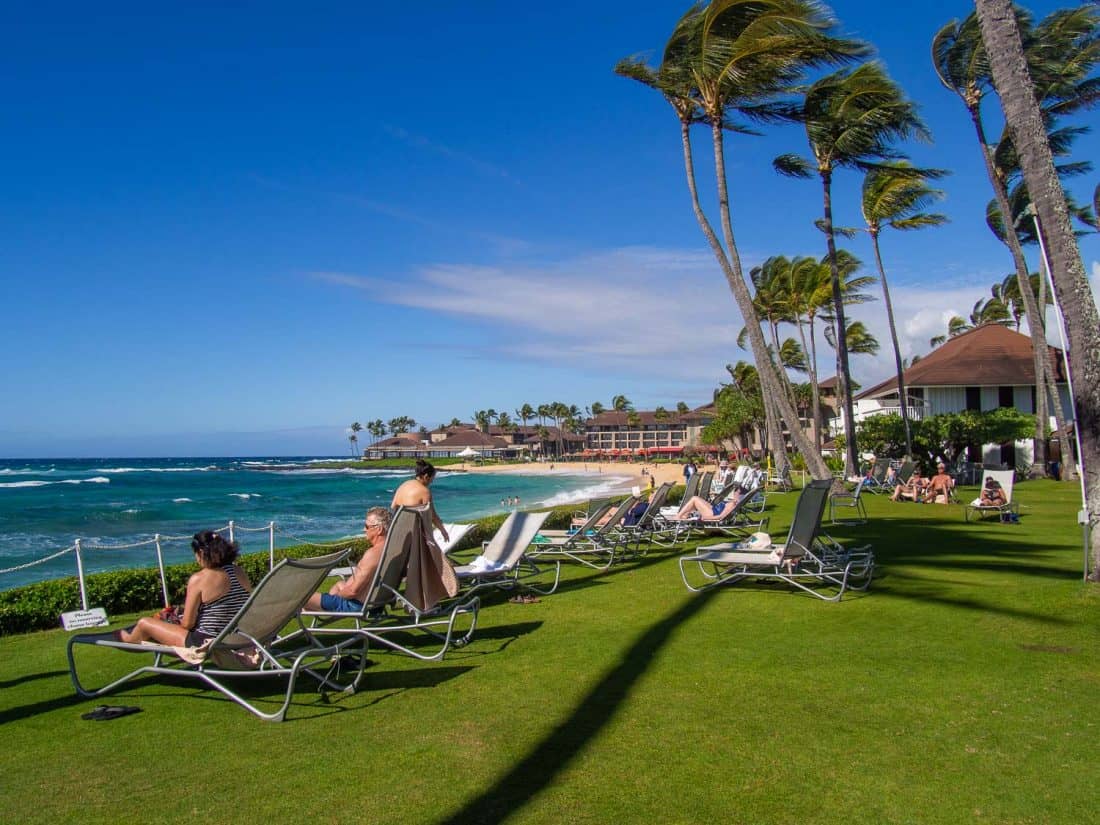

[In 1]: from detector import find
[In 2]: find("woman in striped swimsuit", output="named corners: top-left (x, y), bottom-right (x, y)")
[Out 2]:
top-left (119, 530), bottom-right (252, 647)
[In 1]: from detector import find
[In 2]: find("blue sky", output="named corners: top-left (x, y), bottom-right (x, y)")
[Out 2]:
top-left (2, 1), bottom-right (1098, 457)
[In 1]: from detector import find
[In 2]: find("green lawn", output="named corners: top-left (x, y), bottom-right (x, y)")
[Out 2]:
top-left (1, 480), bottom-right (1096, 824)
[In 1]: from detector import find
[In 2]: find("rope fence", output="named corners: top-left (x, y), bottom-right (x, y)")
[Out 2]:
top-left (2, 519), bottom-right (362, 611)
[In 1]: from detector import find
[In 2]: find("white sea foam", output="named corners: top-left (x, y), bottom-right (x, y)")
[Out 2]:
top-left (95, 466), bottom-right (217, 473)
top-left (172, 498), bottom-right (192, 503)
top-left (0, 476), bottom-right (110, 489)
top-left (228, 493), bottom-right (261, 500)
top-left (534, 477), bottom-right (633, 507)
top-left (0, 468), bottom-right (56, 475)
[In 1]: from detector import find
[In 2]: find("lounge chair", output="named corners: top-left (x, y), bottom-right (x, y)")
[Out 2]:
top-left (964, 469), bottom-right (1018, 522)
top-left (68, 549), bottom-right (365, 722)
top-left (453, 510), bottom-right (558, 596)
top-left (660, 487), bottom-right (769, 542)
top-left (678, 479), bottom-right (874, 601)
top-left (861, 459), bottom-right (891, 494)
top-left (696, 471), bottom-right (715, 501)
top-left (332, 522), bottom-right (475, 577)
top-left (829, 479), bottom-right (868, 525)
top-left (299, 507), bottom-right (480, 662)
top-left (676, 471), bottom-right (703, 508)
top-left (529, 496), bottom-right (639, 569)
top-left (767, 465), bottom-right (793, 492)
top-left (611, 482), bottom-right (678, 551)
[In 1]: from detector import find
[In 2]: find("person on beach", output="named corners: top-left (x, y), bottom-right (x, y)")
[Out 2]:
top-left (392, 459), bottom-right (449, 543)
top-left (305, 507), bottom-right (390, 612)
top-left (926, 462), bottom-right (954, 504)
top-left (683, 461), bottom-right (697, 480)
top-left (712, 459), bottom-right (733, 492)
top-left (118, 530), bottom-right (252, 647)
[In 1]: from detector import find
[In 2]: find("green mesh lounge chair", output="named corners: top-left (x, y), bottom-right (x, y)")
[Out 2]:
top-left (679, 480), bottom-right (874, 602)
top-left (68, 549), bottom-right (365, 722)
top-left (299, 507), bottom-right (481, 662)
top-left (529, 496), bottom-right (639, 570)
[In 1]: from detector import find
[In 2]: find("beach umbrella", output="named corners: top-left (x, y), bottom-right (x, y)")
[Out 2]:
top-left (457, 447), bottom-right (481, 458)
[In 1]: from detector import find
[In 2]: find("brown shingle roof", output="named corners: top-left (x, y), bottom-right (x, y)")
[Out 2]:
top-left (373, 435), bottom-right (423, 448)
top-left (433, 430), bottom-right (510, 449)
top-left (857, 325), bottom-right (1065, 400)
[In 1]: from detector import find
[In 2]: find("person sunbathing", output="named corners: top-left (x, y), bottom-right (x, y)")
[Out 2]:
top-left (978, 477), bottom-right (1007, 507)
top-left (925, 463), bottom-right (954, 504)
top-left (670, 492), bottom-right (743, 522)
top-left (891, 468), bottom-right (928, 502)
top-left (304, 507), bottom-right (390, 613)
top-left (119, 530), bottom-right (252, 647)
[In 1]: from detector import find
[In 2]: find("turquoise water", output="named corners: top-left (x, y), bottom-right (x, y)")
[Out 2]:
top-left (0, 457), bottom-right (631, 590)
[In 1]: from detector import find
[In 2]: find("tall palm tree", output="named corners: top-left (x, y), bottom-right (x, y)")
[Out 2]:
top-left (616, 0), bottom-right (865, 480)
top-left (348, 422), bottom-right (362, 457)
top-left (610, 395), bottom-right (633, 413)
top-left (676, 401), bottom-right (690, 416)
top-left (515, 404), bottom-right (534, 438)
top-left (368, 419), bottom-right (386, 446)
top-left (861, 162), bottom-right (948, 455)
top-left (774, 61), bottom-right (927, 477)
top-left (933, 8), bottom-right (1094, 479)
top-left (974, 0), bottom-right (1100, 576)
top-left (590, 401), bottom-right (606, 416)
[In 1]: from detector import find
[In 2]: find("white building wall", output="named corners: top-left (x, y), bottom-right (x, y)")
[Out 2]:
top-left (928, 387), bottom-right (965, 415)
top-left (1013, 386), bottom-right (1034, 414)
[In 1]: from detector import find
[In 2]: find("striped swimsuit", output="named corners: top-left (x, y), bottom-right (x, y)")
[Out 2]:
top-left (192, 565), bottom-right (250, 640)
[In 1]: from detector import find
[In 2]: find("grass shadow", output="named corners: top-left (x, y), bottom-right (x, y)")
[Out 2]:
top-left (437, 588), bottom-right (718, 824)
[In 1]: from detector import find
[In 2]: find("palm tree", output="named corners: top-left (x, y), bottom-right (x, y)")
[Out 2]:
top-left (611, 395), bottom-right (633, 413)
top-left (676, 401), bottom-right (690, 416)
top-left (861, 162), bottom-right (948, 455)
top-left (496, 411), bottom-right (514, 432)
top-left (932, 8), bottom-right (1094, 479)
top-left (774, 61), bottom-right (927, 477)
top-left (590, 401), bottom-right (606, 416)
top-left (367, 419), bottom-right (386, 446)
top-left (348, 422), bottom-right (362, 457)
top-left (974, 0), bottom-right (1100, 575)
top-left (616, 0), bottom-right (865, 481)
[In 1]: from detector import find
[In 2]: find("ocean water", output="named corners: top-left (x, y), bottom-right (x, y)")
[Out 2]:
top-left (0, 457), bottom-right (631, 590)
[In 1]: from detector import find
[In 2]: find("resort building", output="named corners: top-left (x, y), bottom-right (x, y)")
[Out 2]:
top-left (850, 324), bottom-right (1072, 466)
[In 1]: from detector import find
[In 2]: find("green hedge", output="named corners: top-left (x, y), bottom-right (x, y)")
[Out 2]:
top-left (0, 503), bottom-right (586, 637)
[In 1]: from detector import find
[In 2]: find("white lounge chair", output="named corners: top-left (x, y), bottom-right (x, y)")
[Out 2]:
top-left (453, 510), bottom-right (557, 596)
top-left (965, 469), bottom-right (1018, 522)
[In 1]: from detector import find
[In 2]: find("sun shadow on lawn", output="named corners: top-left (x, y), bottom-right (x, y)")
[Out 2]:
top-left (436, 588), bottom-right (718, 825)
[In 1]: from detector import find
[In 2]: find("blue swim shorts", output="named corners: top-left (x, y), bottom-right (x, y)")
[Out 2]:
top-left (320, 594), bottom-right (365, 613)
top-left (711, 502), bottom-right (726, 517)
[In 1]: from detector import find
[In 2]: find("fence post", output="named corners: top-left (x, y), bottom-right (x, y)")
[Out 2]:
top-left (74, 538), bottom-right (88, 611)
top-left (269, 521), bottom-right (275, 571)
top-left (228, 520), bottom-right (235, 544)
top-left (154, 533), bottom-right (169, 607)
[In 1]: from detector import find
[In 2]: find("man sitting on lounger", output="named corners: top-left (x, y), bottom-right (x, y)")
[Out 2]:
top-left (925, 462), bottom-right (954, 504)
top-left (304, 506), bottom-right (390, 612)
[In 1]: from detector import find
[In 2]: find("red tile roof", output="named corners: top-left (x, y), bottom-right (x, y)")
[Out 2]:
top-left (857, 324), bottom-right (1065, 400)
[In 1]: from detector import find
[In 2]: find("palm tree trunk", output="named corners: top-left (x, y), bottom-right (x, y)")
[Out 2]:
top-left (703, 121), bottom-right (828, 478)
top-left (820, 169), bottom-right (860, 477)
top-left (965, 107), bottom-right (1058, 478)
top-left (976, 0), bottom-right (1100, 577)
top-left (795, 317), bottom-right (823, 452)
top-left (808, 317), bottom-right (825, 451)
top-left (869, 231), bottom-right (914, 455)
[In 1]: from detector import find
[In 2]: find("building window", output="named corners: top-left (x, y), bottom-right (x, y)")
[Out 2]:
top-left (965, 387), bottom-right (981, 411)
top-left (998, 386), bottom-right (1013, 408)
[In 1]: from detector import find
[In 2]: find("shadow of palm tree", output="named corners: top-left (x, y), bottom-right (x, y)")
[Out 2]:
top-left (437, 588), bottom-right (718, 824)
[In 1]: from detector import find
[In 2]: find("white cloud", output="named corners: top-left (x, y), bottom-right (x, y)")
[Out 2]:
top-left (311, 247), bottom-right (1100, 394)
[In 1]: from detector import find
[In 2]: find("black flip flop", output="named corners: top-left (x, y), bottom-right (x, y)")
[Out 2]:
top-left (81, 705), bottom-right (142, 721)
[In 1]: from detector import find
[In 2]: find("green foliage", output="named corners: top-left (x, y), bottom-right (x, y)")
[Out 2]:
top-left (855, 409), bottom-right (1036, 467)
top-left (0, 507), bottom-right (580, 636)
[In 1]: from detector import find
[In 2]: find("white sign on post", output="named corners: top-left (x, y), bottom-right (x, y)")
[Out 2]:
top-left (60, 608), bottom-right (109, 631)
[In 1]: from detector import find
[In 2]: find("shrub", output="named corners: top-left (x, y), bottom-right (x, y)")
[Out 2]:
top-left (0, 504), bottom-right (583, 636)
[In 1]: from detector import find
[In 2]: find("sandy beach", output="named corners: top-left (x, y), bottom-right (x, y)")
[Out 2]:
top-left (460, 458), bottom-right (697, 494)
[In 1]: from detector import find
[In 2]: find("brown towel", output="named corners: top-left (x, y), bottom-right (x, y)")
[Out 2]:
top-left (404, 516), bottom-right (459, 612)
